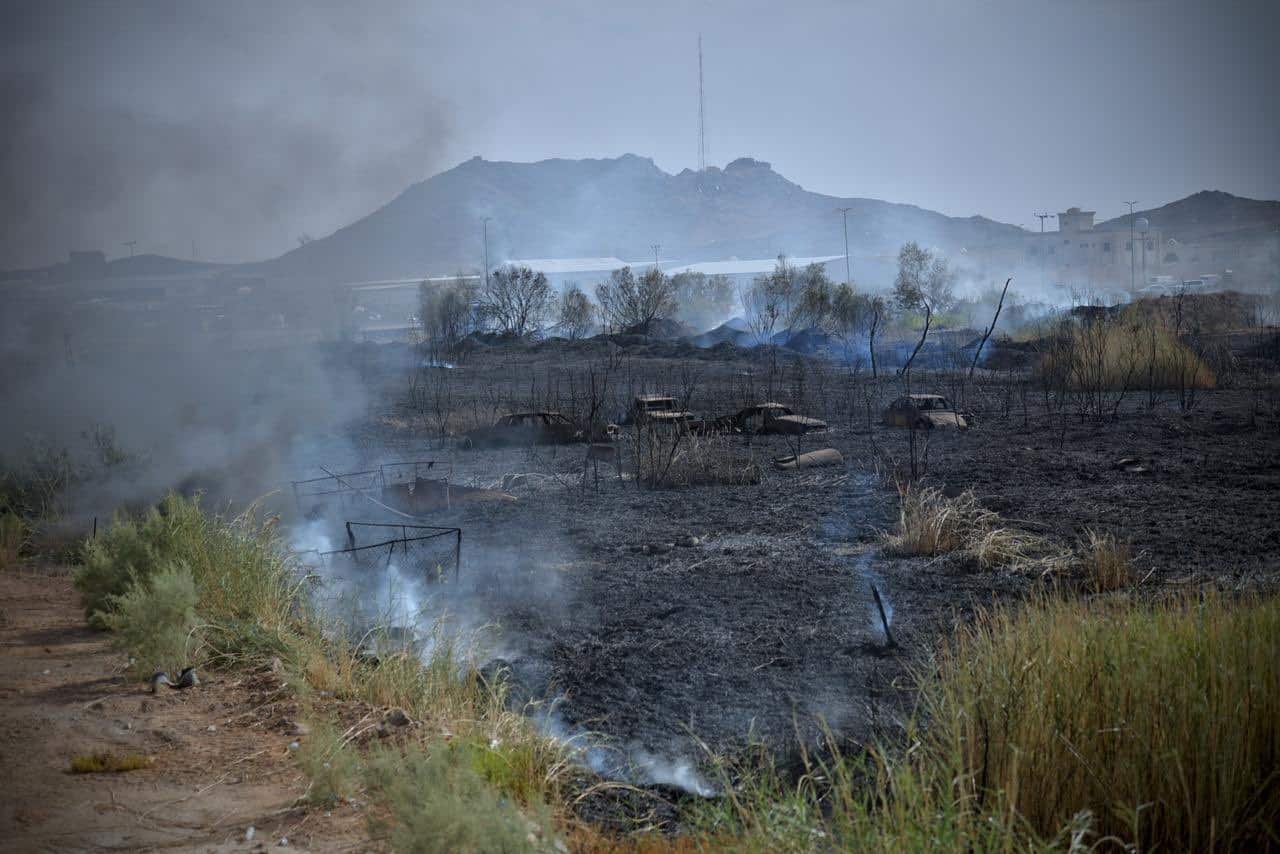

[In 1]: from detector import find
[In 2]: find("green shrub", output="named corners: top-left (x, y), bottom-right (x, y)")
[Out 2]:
top-left (76, 493), bottom-right (304, 665)
top-left (364, 742), bottom-right (559, 853)
top-left (296, 720), bottom-right (361, 805)
top-left (100, 562), bottom-right (200, 676)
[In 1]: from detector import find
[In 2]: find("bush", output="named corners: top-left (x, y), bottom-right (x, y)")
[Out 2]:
top-left (364, 742), bottom-right (560, 853)
top-left (297, 720), bottom-right (361, 805)
top-left (77, 493), bottom-right (303, 664)
top-left (100, 562), bottom-right (200, 676)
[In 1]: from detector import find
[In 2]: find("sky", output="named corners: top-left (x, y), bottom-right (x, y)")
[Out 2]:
top-left (2, 0), bottom-right (1277, 269)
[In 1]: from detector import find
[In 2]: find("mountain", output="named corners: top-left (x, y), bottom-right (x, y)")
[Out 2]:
top-left (261, 154), bottom-right (1026, 281)
top-left (1096, 190), bottom-right (1280, 243)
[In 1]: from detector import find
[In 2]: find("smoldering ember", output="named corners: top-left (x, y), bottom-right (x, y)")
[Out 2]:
top-left (2, 3), bottom-right (1278, 851)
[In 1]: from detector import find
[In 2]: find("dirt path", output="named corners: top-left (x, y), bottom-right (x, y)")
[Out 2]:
top-left (0, 568), bottom-right (368, 853)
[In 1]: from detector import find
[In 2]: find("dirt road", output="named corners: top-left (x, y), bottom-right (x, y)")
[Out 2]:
top-left (0, 569), bottom-right (366, 853)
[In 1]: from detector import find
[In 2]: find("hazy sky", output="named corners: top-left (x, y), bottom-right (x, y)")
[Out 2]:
top-left (2, 0), bottom-right (1277, 269)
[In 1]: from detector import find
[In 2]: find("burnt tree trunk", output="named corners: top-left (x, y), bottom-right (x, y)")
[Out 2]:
top-left (901, 303), bottom-right (932, 389)
top-left (969, 277), bottom-right (1011, 378)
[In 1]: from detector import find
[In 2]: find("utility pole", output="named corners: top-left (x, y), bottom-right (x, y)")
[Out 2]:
top-left (1124, 201), bottom-right (1138, 298)
top-left (481, 217), bottom-right (491, 290)
top-left (123, 240), bottom-right (137, 257)
top-left (650, 243), bottom-right (661, 268)
top-left (836, 207), bottom-right (853, 285)
top-left (1034, 213), bottom-right (1052, 291)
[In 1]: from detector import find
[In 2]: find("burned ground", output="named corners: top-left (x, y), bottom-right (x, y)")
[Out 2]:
top-left (282, 339), bottom-right (1280, 782)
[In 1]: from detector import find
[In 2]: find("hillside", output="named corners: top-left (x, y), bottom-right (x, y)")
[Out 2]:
top-left (1096, 190), bottom-right (1280, 243)
top-left (260, 154), bottom-right (1027, 281)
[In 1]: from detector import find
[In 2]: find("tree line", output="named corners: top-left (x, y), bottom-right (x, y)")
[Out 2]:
top-left (416, 242), bottom-right (959, 377)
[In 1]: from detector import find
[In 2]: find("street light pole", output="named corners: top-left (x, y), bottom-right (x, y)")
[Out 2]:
top-left (836, 207), bottom-right (853, 285)
top-left (1124, 201), bottom-right (1138, 298)
top-left (481, 217), bottom-right (491, 289)
top-left (1137, 217), bottom-right (1150, 290)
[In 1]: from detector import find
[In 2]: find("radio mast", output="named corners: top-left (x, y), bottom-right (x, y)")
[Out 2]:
top-left (698, 34), bottom-right (706, 172)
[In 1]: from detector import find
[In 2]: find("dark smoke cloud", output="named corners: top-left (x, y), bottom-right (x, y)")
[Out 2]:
top-left (0, 1), bottom-right (453, 269)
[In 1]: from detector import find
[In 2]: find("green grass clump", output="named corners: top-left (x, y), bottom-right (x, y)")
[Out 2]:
top-left (70, 752), bottom-right (153, 773)
top-left (364, 741), bottom-right (560, 853)
top-left (99, 561), bottom-right (200, 677)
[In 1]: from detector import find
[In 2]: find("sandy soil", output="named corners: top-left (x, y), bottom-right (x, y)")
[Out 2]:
top-left (0, 569), bottom-right (368, 853)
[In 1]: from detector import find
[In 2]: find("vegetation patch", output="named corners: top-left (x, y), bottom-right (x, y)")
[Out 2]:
top-left (69, 752), bottom-right (153, 773)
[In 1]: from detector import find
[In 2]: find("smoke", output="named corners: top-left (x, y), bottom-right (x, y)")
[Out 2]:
top-left (0, 330), bottom-right (369, 521)
top-left (0, 1), bottom-right (453, 269)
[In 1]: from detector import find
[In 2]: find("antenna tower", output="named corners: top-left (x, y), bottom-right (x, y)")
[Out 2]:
top-left (698, 34), bottom-right (706, 172)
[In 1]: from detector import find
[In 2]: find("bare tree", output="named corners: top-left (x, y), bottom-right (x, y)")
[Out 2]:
top-left (671, 271), bottom-right (736, 330)
top-left (556, 286), bottom-right (594, 340)
top-left (594, 266), bottom-right (679, 334)
top-left (893, 242), bottom-right (955, 383)
top-left (418, 275), bottom-right (478, 360)
top-left (479, 265), bottom-right (552, 338)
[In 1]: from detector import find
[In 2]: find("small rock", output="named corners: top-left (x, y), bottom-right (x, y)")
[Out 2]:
top-left (245, 826), bottom-right (256, 842)
top-left (269, 657), bottom-right (285, 674)
top-left (385, 708), bottom-right (411, 727)
top-left (288, 740), bottom-right (300, 751)
top-left (279, 837), bottom-right (288, 847)
top-left (676, 534), bottom-right (700, 547)
top-left (284, 719), bottom-right (310, 737)
top-left (207, 724), bottom-right (217, 732)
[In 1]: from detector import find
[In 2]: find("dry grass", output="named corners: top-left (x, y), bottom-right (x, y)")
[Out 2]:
top-left (0, 512), bottom-right (24, 570)
top-left (1078, 529), bottom-right (1135, 592)
top-left (884, 487), bottom-right (1049, 570)
top-left (922, 592), bottom-right (1280, 850)
top-left (1035, 316), bottom-right (1216, 392)
top-left (70, 752), bottom-right (153, 773)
